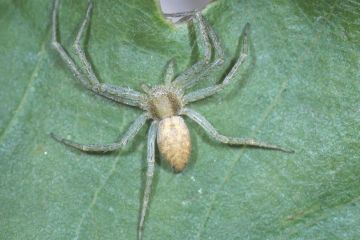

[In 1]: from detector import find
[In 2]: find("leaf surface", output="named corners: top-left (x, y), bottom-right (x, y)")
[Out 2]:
top-left (0, 0), bottom-right (359, 239)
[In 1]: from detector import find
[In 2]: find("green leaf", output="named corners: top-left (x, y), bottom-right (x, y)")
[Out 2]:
top-left (1, 0), bottom-right (359, 239)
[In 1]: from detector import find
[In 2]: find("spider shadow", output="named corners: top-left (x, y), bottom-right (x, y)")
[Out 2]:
top-left (159, 20), bottom-right (200, 81)
top-left (217, 23), bottom-right (257, 102)
top-left (187, 20), bottom-right (201, 68)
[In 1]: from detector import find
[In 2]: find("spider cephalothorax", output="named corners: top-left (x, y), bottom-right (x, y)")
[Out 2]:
top-left (143, 85), bottom-right (184, 120)
top-left (51, 1), bottom-right (293, 239)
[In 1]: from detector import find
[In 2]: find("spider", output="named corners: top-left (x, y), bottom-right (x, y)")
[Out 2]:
top-left (51, 0), bottom-right (293, 239)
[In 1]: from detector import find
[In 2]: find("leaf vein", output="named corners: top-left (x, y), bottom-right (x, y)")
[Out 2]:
top-left (73, 156), bottom-right (121, 240)
top-left (0, 36), bottom-right (47, 143)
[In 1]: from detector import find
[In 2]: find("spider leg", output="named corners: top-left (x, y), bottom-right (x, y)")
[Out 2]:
top-left (138, 121), bottom-right (158, 240)
top-left (163, 11), bottom-right (197, 19)
top-left (172, 12), bottom-right (224, 89)
top-left (72, 1), bottom-right (145, 106)
top-left (51, 113), bottom-right (150, 152)
top-left (51, 0), bottom-right (91, 89)
top-left (183, 23), bottom-right (249, 104)
top-left (52, 0), bottom-right (144, 107)
top-left (73, 0), bottom-right (97, 86)
top-left (163, 58), bottom-right (176, 86)
top-left (182, 108), bottom-right (294, 153)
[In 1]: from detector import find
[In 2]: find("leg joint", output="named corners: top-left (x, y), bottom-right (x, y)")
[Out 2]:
top-left (51, 41), bottom-right (60, 49)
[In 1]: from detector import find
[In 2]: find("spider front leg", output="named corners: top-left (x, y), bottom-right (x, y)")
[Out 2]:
top-left (163, 58), bottom-right (176, 86)
top-left (182, 108), bottom-right (294, 153)
top-left (51, 0), bottom-right (90, 89)
top-left (73, 0), bottom-right (97, 86)
top-left (152, 57), bottom-right (177, 89)
top-left (167, 12), bottom-right (224, 89)
top-left (51, 113), bottom-right (150, 152)
top-left (138, 121), bottom-right (158, 240)
top-left (183, 23), bottom-right (250, 104)
top-left (52, 0), bottom-right (144, 107)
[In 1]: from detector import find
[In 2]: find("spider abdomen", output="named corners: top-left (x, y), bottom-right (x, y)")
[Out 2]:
top-left (157, 116), bottom-right (191, 172)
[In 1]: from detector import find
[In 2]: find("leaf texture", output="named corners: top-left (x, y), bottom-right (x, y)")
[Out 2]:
top-left (0, 0), bottom-right (359, 239)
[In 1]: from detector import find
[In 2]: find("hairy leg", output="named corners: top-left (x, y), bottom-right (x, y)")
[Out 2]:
top-left (163, 58), bottom-right (176, 86)
top-left (166, 12), bottom-right (224, 89)
top-left (73, 0), bottom-right (98, 85)
top-left (177, 12), bottom-right (225, 89)
top-left (51, 112), bottom-right (150, 152)
top-left (183, 23), bottom-right (249, 104)
top-left (182, 108), bottom-right (294, 153)
top-left (52, 0), bottom-right (144, 107)
top-left (52, 0), bottom-right (91, 88)
top-left (138, 121), bottom-right (158, 240)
